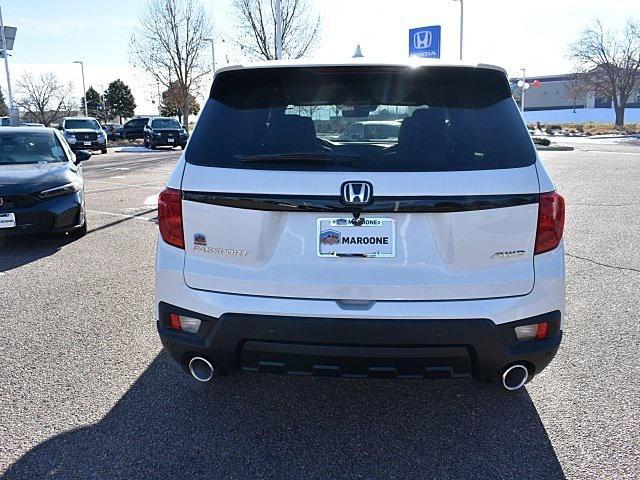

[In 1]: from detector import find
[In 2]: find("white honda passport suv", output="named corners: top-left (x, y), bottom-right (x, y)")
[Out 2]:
top-left (155, 62), bottom-right (565, 390)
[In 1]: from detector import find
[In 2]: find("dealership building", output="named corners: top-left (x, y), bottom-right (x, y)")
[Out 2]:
top-left (512, 73), bottom-right (640, 111)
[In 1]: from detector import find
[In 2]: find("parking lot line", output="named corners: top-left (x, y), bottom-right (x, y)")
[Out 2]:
top-left (88, 209), bottom-right (157, 221)
top-left (582, 149), bottom-right (640, 156)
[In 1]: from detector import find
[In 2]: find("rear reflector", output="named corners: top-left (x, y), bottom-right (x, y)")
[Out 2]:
top-left (158, 188), bottom-right (184, 249)
top-left (514, 322), bottom-right (549, 341)
top-left (169, 313), bottom-right (181, 330)
top-left (535, 321), bottom-right (549, 340)
top-left (535, 191), bottom-right (565, 255)
top-left (167, 313), bottom-right (201, 333)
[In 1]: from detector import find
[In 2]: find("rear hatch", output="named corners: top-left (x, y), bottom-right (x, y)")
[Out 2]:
top-left (179, 65), bottom-right (540, 301)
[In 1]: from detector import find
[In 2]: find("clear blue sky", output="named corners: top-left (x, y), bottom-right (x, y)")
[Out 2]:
top-left (1, 0), bottom-right (637, 115)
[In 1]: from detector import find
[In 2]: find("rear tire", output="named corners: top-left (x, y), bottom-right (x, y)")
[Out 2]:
top-left (101, 148), bottom-right (107, 154)
top-left (143, 139), bottom-right (149, 149)
top-left (150, 142), bottom-right (156, 150)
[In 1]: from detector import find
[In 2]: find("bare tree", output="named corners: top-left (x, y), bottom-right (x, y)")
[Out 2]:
top-left (15, 72), bottom-right (74, 126)
top-left (564, 73), bottom-right (590, 113)
top-left (232, 0), bottom-right (320, 60)
top-left (130, 0), bottom-right (211, 130)
top-left (569, 19), bottom-right (640, 126)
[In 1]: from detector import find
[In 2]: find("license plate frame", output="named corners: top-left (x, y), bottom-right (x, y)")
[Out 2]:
top-left (0, 212), bottom-right (16, 229)
top-left (83, 141), bottom-right (91, 146)
top-left (317, 217), bottom-right (395, 258)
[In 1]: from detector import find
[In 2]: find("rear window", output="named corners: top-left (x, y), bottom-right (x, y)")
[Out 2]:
top-left (186, 66), bottom-right (535, 172)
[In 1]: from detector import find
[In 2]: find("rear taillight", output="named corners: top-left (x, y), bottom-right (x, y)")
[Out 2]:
top-left (514, 321), bottom-right (549, 341)
top-left (158, 188), bottom-right (184, 249)
top-left (167, 313), bottom-right (201, 333)
top-left (535, 191), bottom-right (565, 255)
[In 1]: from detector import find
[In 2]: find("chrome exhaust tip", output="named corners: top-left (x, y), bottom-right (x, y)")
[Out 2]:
top-left (188, 356), bottom-right (215, 382)
top-left (502, 364), bottom-right (528, 391)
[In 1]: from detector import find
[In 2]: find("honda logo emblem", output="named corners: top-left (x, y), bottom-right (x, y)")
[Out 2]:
top-left (341, 181), bottom-right (373, 205)
top-left (413, 31), bottom-right (432, 49)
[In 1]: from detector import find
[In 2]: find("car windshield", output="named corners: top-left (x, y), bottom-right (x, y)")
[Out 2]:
top-left (0, 131), bottom-right (67, 164)
top-left (152, 118), bottom-right (181, 129)
top-left (65, 119), bottom-right (100, 129)
top-left (186, 66), bottom-right (536, 172)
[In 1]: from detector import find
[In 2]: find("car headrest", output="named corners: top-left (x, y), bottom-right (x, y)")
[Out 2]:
top-left (397, 108), bottom-right (449, 156)
top-left (267, 114), bottom-right (318, 152)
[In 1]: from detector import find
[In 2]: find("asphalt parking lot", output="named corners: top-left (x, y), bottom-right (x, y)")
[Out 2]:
top-left (1, 141), bottom-right (639, 479)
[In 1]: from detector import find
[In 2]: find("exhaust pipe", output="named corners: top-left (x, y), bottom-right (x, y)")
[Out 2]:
top-left (188, 356), bottom-right (215, 382)
top-left (502, 364), bottom-right (528, 391)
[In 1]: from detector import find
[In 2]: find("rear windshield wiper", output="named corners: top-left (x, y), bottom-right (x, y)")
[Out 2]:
top-left (237, 152), bottom-right (362, 167)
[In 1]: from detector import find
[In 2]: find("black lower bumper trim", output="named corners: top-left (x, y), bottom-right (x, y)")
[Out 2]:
top-left (157, 303), bottom-right (562, 381)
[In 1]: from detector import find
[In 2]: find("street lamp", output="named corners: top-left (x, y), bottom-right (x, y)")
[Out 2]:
top-left (204, 38), bottom-right (215, 76)
top-left (517, 68), bottom-right (530, 113)
top-left (452, 0), bottom-right (463, 61)
top-left (0, 5), bottom-right (19, 126)
top-left (73, 60), bottom-right (88, 116)
top-left (275, 0), bottom-right (283, 59)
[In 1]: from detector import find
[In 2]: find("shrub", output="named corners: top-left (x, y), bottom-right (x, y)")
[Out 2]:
top-left (532, 137), bottom-right (551, 146)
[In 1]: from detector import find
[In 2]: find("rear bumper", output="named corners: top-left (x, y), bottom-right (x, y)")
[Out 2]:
top-left (156, 236), bottom-right (565, 381)
top-left (158, 303), bottom-right (561, 380)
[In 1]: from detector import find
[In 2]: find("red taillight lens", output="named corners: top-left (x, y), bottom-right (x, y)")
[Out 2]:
top-left (158, 188), bottom-right (184, 249)
top-left (535, 322), bottom-right (549, 340)
top-left (169, 313), bottom-right (181, 330)
top-left (535, 191), bottom-right (565, 255)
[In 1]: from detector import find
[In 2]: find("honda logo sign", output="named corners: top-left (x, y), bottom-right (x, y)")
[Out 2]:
top-left (409, 25), bottom-right (441, 59)
top-left (341, 181), bottom-right (373, 205)
top-left (413, 31), bottom-right (432, 50)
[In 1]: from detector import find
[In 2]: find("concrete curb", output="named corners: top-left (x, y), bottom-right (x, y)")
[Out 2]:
top-left (535, 145), bottom-right (575, 151)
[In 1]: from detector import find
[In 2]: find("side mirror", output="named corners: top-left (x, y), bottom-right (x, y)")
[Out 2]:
top-left (56, 124), bottom-right (64, 130)
top-left (75, 150), bottom-right (92, 164)
top-left (182, 125), bottom-right (187, 129)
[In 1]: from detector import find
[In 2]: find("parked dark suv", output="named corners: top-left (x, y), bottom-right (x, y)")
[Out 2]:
top-left (59, 117), bottom-right (107, 154)
top-left (144, 117), bottom-right (188, 149)
top-left (122, 117), bottom-right (150, 141)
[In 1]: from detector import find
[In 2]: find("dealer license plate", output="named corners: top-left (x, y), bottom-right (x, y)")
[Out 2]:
top-left (317, 217), bottom-right (395, 258)
top-left (0, 213), bottom-right (16, 228)
top-left (167, 138), bottom-right (174, 142)
top-left (84, 141), bottom-right (91, 146)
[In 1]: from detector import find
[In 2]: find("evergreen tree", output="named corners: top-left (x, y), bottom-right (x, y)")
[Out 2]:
top-left (0, 87), bottom-right (9, 117)
top-left (104, 79), bottom-right (136, 123)
top-left (160, 81), bottom-right (199, 122)
top-left (81, 86), bottom-right (103, 120)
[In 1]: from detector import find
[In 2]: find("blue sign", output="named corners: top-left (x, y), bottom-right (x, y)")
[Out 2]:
top-left (409, 25), bottom-right (441, 59)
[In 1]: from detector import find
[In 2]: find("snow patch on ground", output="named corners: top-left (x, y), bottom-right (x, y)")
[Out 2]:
top-left (523, 108), bottom-right (640, 124)
top-left (112, 146), bottom-right (153, 153)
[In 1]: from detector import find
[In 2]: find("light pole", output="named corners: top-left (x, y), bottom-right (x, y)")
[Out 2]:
top-left (204, 38), bottom-right (216, 75)
top-left (518, 68), bottom-right (530, 113)
top-left (73, 60), bottom-right (88, 116)
top-left (0, 5), bottom-right (18, 125)
top-left (453, 0), bottom-right (463, 61)
top-left (275, 0), bottom-right (283, 59)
